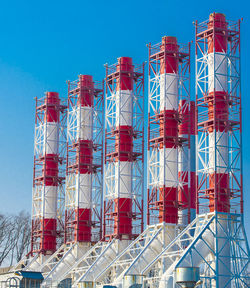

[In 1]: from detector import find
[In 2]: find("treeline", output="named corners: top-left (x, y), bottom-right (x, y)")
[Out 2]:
top-left (0, 211), bottom-right (31, 267)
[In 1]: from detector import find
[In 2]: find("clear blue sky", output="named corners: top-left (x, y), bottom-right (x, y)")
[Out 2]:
top-left (0, 0), bottom-right (249, 240)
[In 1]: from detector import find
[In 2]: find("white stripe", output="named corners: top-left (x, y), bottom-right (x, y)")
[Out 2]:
top-left (208, 53), bottom-right (227, 93)
top-left (160, 74), bottom-right (178, 111)
top-left (44, 123), bottom-right (59, 154)
top-left (159, 148), bottom-right (178, 187)
top-left (116, 90), bottom-right (133, 126)
top-left (76, 173), bottom-right (92, 209)
top-left (43, 186), bottom-right (57, 218)
top-left (77, 106), bottom-right (93, 140)
top-left (114, 161), bottom-right (132, 199)
top-left (209, 131), bottom-right (228, 173)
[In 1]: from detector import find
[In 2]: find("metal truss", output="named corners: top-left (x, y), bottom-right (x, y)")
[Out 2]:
top-left (65, 78), bottom-right (104, 243)
top-left (147, 40), bottom-right (191, 225)
top-left (34, 78), bottom-right (104, 286)
top-left (132, 212), bottom-right (249, 288)
top-left (93, 224), bottom-right (167, 287)
top-left (41, 242), bottom-right (91, 287)
top-left (39, 240), bottom-right (112, 288)
top-left (104, 61), bottom-right (144, 240)
top-left (24, 94), bottom-right (67, 266)
top-left (195, 17), bottom-right (242, 215)
top-left (68, 240), bottom-right (114, 287)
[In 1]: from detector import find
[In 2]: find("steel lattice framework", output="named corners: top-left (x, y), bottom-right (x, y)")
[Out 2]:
top-left (104, 59), bottom-right (144, 241)
top-left (31, 93), bottom-right (67, 256)
top-left (195, 15), bottom-right (242, 216)
top-left (65, 77), bottom-right (104, 244)
top-left (147, 38), bottom-right (191, 226)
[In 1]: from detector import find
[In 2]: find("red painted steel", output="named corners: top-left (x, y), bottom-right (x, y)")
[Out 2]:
top-left (207, 13), bottom-right (229, 213)
top-left (159, 36), bottom-right (179, 224)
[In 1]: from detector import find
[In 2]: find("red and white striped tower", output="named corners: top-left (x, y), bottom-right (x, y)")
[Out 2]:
top-left (104, 57), bottom-right (144, 241)
top-left (178, 100), bottom-right (196, 225)
top-left (114, 57), bottom-right (133, 237)
top-left (207, 13), bottom-right (229, 213)
top-left (65, 75), bottom-right (103, 244)
top-left (159, 36), bottom-right (179, 225)
top-left (31, 92), bottom-right (61, 255)
top-left (147, 37), bottom-right (190, 229)
top-left (195, 13), bottom-right (243, 286)
top-left (75, 75), bottom-right (93, 242)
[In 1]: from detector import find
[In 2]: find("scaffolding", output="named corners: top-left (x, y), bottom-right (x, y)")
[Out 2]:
top-left (31, 93), bottom-right (67, 256)
top-left (147, 38), bottom-right (191, 226)
top-left (135, 15), bottom-right (249, 288)
top-left (38, 77), bottom-right (104, 287)
top-left (104, 59), bottom-right (144, 241)
top-left (65, 76), bottom-right (104, 244)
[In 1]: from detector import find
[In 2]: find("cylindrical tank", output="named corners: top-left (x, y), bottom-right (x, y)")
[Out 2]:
top-left (174, 267), bottom-right (200, 288)
top-left (78, 281), bottom-right (94, 288)
top-left (123, 275), bottom-right (144, 288)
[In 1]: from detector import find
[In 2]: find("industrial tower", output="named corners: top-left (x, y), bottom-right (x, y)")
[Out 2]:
top-left (68, 57), bottom-right (145, 288)
top-left (80, 38), bottom-right (193, 288)
top-left (30, 92), bottom-right (67, 268)
top-left (36, 76), bottom-right (104, 287)
top-left (103, 57), bottom-right (144, 241)
top-left (4, 11), bottom-right (249, 288)
top-left (147, 36), bottom-right (193, 227)
top-left (32, 58), bottom-right (144, 288)
top-left (128, 13), bottom-right (249, 288)
top-left (65, 75), bottom-right (103, 244)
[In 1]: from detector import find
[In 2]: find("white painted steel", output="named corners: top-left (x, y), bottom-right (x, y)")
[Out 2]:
top-left (41, 243), bottom-right (89, 288)
top-left (93, 224), bottom-right (178, 288)
top-left (44, 123), bottom-right (59, 155)
top-left (209, 131), bottom-right (228, 174)
top-left (76, 174), bottom-right (92, 209)
top-left (160, 74), bottom-right (178, 110)
top-left (114, 162), bottom-right (132, 199)
top-left (74, 240), bottom-right (130, 286)
top-left (43, 186), bottom-right (57, 219)
top-left (115, 90), bottom-right (133, 126)
top-left (77, 106), bottom-right (93, 140)
top-left (159, 148), bottom-right (178, 187)
top-left (208, 53), bottom-right (227, 93)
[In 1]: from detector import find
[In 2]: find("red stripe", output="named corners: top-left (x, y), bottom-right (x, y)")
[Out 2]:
top-left (114, 198), bottom-right (132, 235)
top-left (159, 187), bottom-right (178, 224)
top-left (115, 126), bottom-right (133, 162)
top-left (208, 92), bottom-right (229, 132)
top-left (41, 218), bottom-right (57, 252)
top-left (208, 13), bottom-right (227, 53)
top-left (45, 92), bottom-right (60, 123)
top-left (160, 36), bottom-right (179, 74)
top-left (43, 154), bottom-right (59, 186)
top-left (116, 57), bottom-right (133, 91)
top-left (159, 110), bottom-right (178, 148)
top-left (209, 173), bottom-right (230, 213)
top-left (76, 140), bottom-right (93, 174)
top-left (78, 75), bottom-right (94, 107)
top-left (74, 208), bottom-right (91, 242)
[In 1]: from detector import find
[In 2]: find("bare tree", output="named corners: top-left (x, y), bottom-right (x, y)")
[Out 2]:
top-left (0, 214), bottom-right (15, 266)
top-left (10, 211), bottom-right (31, 265)
top-left (0, 211), bottom-right (31, 267)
